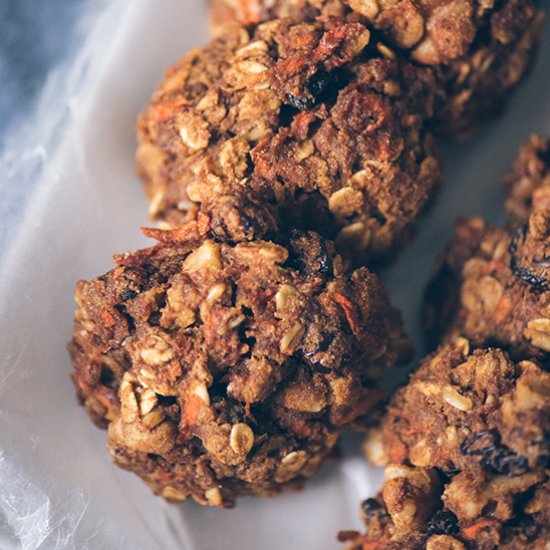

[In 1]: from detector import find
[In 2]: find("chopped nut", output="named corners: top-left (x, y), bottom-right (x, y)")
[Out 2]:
top-left (148, 190), bottom-right (164, 217)
top-left (139, 388), bottom-right (158, 416)
top-left (349, 0), bottom-right (379, 19)
top-left (413, 381), bottom-right (441, 399)
top-left (383, 465), bottom-right (441, 532)
top-left (328, 187), bottom-right (364, 217)
top-left (282, 379), bottom-right (327, 413)
top-left (363, 428), bottom-right (389, 466)
top-left (426, 535), bottom-right (465, 550)
top-left (294, 140), bottom-right (314, 161)
top-left (179, 114), bottom-right (210, 151)
top-left (162, 486), bottom-right (188, 501)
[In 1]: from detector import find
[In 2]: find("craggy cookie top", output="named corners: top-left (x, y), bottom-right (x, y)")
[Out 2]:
top-left (340, 476), bottom-right (550, 549)
top-left (425, 211), bottom-right (550, 365)
top-left (351, 340), bottom-right (550, 549)
top-left (209, 0), bottom-right (542, 139)
top-left (367, 340), bottom-right (549, 473)
top-left (69, 222), bottom-right (410, 506)
top-left (503, 135), bottom-right (550, 227)
top-left (211, 0), bottom-right (535, 65)
top-left (137, 17), bottom-right (440, 263)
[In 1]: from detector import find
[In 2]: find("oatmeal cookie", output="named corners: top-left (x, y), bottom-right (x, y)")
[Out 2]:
top-left (425, 210), bottom-right (550, 365)
top-left (69, 221), bottom-right (410, 507)
top-left (434, 0), bottom-right (543, 139)
top-left (136, 18), bottom-right (440, 264)
top-left (348, 339), bottom-right (550, 549)
top-left (207, 0), bottom-right (543, 138)
top-left (503, 135), bottom-right (550, 227)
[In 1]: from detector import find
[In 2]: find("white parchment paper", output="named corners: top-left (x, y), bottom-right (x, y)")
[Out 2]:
top-left (1, 1), bottom-right (549, 548)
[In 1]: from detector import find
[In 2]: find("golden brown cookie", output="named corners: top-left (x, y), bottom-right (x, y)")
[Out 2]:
top-left (425, 210), bottom-right (550, 366)
top-left (207, 0), bottom-right (543, 139)
top-left (69, 222), bottom-right (410, 507)
top-left (503, 135), bottom-right (550, 227)
top-left (347, 340), bottom-right (550, 549)
top-left (136, 18), bottom-right (440, 264)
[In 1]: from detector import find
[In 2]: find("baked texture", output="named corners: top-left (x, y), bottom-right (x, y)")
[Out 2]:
top-left (69, 222), bottom-right (410, 507)
top-left (503, 134), bottom-right (550, 227)
top-left (136, 18), bottom-right (440, 264)
top-left (425, 210), bottom-right (550, 366)
top-left (346, 340), bottom-right (550, 549)
top-left (207, 0), bottom-right (543, 138)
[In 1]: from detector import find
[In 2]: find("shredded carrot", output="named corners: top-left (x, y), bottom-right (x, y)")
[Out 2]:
top-left (182, 393), bottom-right (203, 428)
top-left (142, 218), bottom-right (206, 244)
top-left (112, 266), bottom-right (125, 280)
top-left (101, 310), bottom-right (116, 328)
top-left (334, 292), bottom-right (360, 335)
top-left (493, 295), bottom-right (513, 323)
top-left (462, 518), bottom-right (494, 539)
top-left (479, 259), bottom-right (506, 275)
top-left (151, 101), bottom-right (180, 123)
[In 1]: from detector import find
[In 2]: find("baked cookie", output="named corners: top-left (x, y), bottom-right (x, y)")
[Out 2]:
top-left (347, 339), bottom-right (550, 548)
top-left (503, 134), bottom-right (550, 227)
top-left (425, 210), bottom-right (550, 366)
top-left (137, 18), bottom-right (440, 264)
top-left (69, 221), bottom-right (410, 507)
top-left (207, 0), bottom-right (543, 138)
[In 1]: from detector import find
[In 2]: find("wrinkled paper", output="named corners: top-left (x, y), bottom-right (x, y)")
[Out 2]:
top-left (1, 1), bottom-right (550, 548)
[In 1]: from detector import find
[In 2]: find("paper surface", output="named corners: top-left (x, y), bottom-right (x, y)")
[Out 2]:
top-left (1, 1), bottom-right (550, 548)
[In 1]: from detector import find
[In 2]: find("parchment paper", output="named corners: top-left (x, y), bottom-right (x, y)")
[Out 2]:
top-left (1, 1), bottom-right (549, 548)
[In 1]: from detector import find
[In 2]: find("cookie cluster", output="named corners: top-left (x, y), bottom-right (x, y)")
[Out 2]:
top-left (69, 0), bottom-right (545, 521)
top-left (342, 138), bottom-right (550, 548)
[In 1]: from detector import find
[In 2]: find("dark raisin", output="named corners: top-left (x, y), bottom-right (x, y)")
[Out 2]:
top-left (509, 226), bottom-right (550, 291)
top-left (120, 288), bottom-right (138, 301)
top-left (361, 498), bottom-right (385, 517)
top-left (114, 303), bottom-right (136, 332)
top-left (461, 430), bottom-right (528, 475)
top-left (148, 311), bottom-right (161, 326)
top-left (100, 365), bottom-right (116, 388)
top-left (317, 238), bottom-right (332, 275)
top-left (287, 93), bottom-right (314, 111)
top-left (306, 70), bottom-right (334, 102)
top-left (426, 510), bottom-right (460, 536)
top-left (536, 453), bottom-right (550, 469)
top-left (492, 450), bottom-right (528, 475)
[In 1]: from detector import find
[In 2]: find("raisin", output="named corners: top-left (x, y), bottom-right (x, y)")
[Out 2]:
top-left (461, 430), bottom-right (528, 475)
top-left (426, 510), bottom-right (460, 536)
top-left (121, 288), bottom-right (138, 300)
top-left (509, 226), bottom-right (550, 291)
top-left (361, 498), bottom-right (387, 518)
